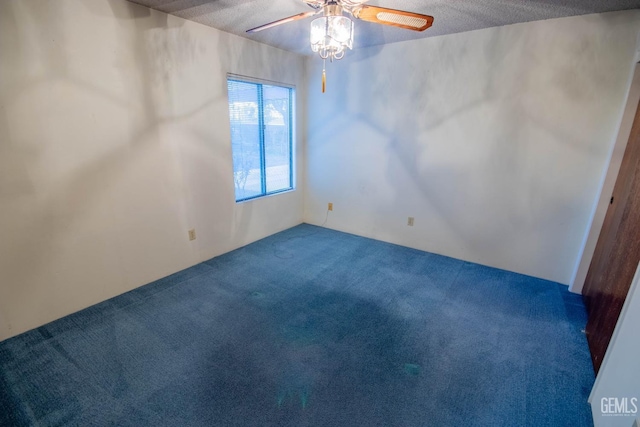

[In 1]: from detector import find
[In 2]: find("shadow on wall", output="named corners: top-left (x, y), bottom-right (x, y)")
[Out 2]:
top-left (0, 0), bottom-right (229, 335)
top-left (220, 30), bottom-right (305, 246)
top-left (308, 12), bottom-right (631, 279)
top-left (308, 28), bottom-right (501, 245)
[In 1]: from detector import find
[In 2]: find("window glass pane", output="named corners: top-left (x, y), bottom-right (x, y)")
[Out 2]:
top-left (263, 85), bottom-right (292, 193)
top-left (227, 77), bottom-right (294, 202)
top-left (228, 80), bottom-right (262, 201)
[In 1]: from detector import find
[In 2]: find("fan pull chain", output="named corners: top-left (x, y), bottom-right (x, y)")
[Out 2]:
top-left (322, 58), bottom-right (326, 93)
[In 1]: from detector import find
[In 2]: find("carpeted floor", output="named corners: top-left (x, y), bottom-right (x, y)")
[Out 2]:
top-left (0, 224), bottom-right (594, 426)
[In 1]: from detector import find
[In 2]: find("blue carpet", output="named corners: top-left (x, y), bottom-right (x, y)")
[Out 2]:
top-left (0, 224), bottom-right (594, 426)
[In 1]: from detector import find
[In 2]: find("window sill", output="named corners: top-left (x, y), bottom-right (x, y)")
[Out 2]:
top-left (235, 188), bottom-right (296, 204)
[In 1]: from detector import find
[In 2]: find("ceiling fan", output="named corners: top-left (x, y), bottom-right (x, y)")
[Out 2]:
top-left (246, 1), bottom-right (434, 91)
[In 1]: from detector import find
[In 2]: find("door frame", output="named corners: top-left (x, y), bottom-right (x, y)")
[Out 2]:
top-left (571, 61), bottom-right (640, 294)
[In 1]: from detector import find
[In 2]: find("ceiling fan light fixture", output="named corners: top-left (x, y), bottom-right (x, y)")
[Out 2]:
top-left (310, 15), bottom-right (354, 60)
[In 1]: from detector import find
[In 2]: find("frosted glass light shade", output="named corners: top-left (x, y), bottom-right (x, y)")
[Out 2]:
top-left (310, 16), bottom-right (354, 60)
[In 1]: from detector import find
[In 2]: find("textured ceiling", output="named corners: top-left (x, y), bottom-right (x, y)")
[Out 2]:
top-left (127, 0), bottom-right (640, 55)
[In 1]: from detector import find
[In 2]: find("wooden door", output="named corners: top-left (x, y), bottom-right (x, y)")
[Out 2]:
top-left (582, 97), bottom-right (640, 374)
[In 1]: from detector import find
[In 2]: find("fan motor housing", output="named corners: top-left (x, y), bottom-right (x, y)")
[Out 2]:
top-left (324, 4), bottom-right (343, 17)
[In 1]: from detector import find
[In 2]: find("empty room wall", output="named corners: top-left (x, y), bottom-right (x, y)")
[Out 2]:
top-left (0, 0), bottom-right (306, 340)
top-left (305, 10), bottom-right (640, 285)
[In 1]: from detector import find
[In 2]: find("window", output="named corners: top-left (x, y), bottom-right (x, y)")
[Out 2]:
top-left (227, 77), bottom-right (294, 202)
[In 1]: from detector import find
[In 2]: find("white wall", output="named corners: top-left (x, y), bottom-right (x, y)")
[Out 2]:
top-left (589, 263), bottom-right (640, 426)
top-left (571, 63), bottom-right (640, 293)
top-left (0, 0), bottom-right (306, 340)
top-left (305, 11), bottom-right (640, 285)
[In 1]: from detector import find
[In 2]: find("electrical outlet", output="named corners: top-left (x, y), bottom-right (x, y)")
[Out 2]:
top-left (188, 229), bottom-right (196, 241)
top-left (407, 217), bottom-right (414, 226)
top-left (328, 203), bottom-right (333, 211)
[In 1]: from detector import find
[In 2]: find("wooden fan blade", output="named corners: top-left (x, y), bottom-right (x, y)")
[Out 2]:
top-left (353, 6), bottom-right (433, 32)
top-left (247, 11), bottom-right (318, 33)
